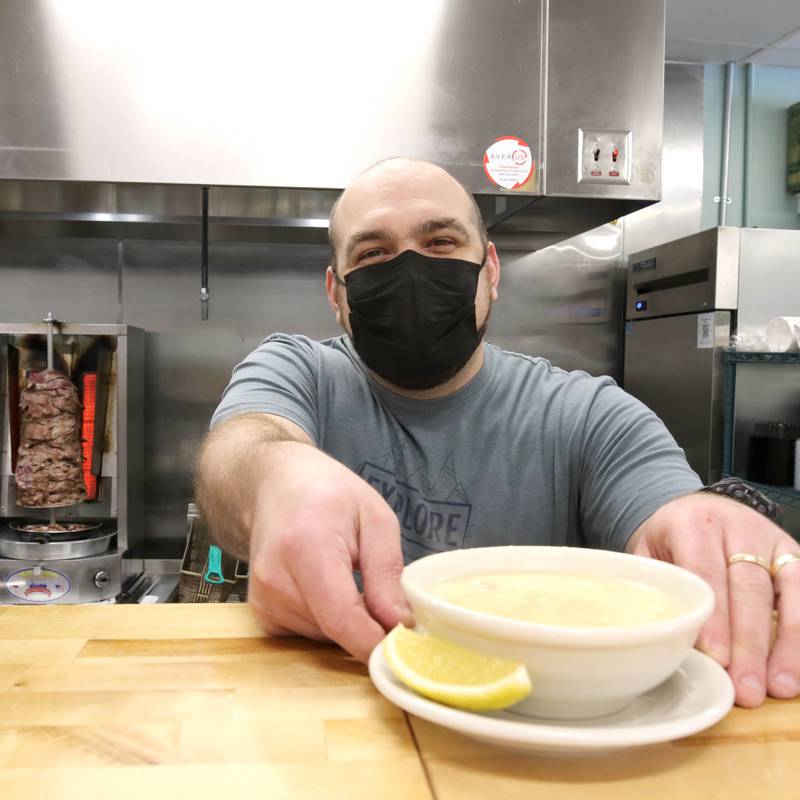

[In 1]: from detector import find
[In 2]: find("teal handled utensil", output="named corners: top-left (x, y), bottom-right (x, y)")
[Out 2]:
top-left (204, 545), bottom-right (225, 585)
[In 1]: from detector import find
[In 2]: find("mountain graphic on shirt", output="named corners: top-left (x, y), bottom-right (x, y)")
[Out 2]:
top-left (377, 442), bottom-right (469, 504)
top-left (430, 453), bottom-right (470, 504)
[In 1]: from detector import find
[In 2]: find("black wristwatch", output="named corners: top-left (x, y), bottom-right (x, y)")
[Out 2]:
top-left (700, 478), bottom-right (783, 524)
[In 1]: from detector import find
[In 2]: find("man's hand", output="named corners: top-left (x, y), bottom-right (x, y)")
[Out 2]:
top-left (628, 492), bottom-right (800, 707)
top-left (248, 441), bottom-right (413, 662)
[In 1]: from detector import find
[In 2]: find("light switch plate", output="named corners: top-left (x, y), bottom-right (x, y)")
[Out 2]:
top-left (578, 129), bottom-right (632, 185)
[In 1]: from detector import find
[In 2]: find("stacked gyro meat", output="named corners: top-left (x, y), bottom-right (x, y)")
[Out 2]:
top-left (15, 369), bottom-right (87, 507)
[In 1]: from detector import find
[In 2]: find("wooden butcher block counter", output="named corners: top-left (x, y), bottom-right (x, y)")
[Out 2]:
top-left (0, 603), bottom-right (797, 800)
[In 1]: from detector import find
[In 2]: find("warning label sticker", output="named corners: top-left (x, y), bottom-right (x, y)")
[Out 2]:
top-left (483, 136), bottom-right (535, 190)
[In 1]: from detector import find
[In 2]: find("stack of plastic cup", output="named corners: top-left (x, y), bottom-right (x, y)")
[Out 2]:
top-left (766, 317), bottom-right (800, 352)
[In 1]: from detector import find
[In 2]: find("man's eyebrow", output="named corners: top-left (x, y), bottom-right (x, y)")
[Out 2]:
top-left (345, 228), bottom-right (395, 259)
top-left (344, 218), bottom-right (471, 260)
top-left (414, 217), bottom-right (471, 239)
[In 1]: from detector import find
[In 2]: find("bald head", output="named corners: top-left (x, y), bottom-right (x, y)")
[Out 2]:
top-left (328, 157), bottom-right (488, 274)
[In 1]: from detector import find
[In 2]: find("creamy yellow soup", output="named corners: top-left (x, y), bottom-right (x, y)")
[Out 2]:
top-left (432, 571), bottom-right (684, 627)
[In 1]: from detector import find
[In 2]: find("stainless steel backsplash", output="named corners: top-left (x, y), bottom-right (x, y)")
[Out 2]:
top-left (0, 236), bottom-right (624, 555)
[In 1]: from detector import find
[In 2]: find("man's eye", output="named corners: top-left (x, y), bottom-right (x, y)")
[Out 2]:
top-left (357, 248), bottom-right (384, 262)
top-left (429, 238), bottom-right (456, 248)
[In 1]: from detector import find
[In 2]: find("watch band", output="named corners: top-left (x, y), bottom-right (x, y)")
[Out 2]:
top-left (700, 477), bottom-right (783, 524)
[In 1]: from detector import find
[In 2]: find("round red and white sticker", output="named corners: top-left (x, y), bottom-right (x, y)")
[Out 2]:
top-left (483, 136), bottom-right (535, 190)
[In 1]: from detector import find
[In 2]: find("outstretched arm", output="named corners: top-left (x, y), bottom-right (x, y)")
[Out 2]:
top-left (195, 412), bottom-right (412, 661)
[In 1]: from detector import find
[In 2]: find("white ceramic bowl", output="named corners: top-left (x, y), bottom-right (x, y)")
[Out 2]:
top-left (401, 546), bottom-right (715, 720)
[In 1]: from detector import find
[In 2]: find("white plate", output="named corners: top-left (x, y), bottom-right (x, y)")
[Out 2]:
top-left (369, 646), bottom-right (734, 757)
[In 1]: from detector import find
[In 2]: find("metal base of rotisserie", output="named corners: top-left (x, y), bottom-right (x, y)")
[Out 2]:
top-left (9, 520), bottom-right (103, 535)
top-left (0, 522), bottom-right (113, 560)
top-left (0, 548), bottom-right (122, 604)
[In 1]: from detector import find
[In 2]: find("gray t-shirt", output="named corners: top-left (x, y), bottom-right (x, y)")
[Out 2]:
top-left (212, 333), bottom-right (702, 561)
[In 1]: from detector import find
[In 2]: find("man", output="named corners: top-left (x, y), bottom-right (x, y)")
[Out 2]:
top-left (196, 157), bottom-right (800, 709)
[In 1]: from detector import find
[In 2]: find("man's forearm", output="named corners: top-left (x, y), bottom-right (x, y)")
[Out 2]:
top-left (194, 413), bottom-right (310, 559)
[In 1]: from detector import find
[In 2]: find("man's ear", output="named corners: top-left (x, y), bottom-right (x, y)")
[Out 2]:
top-left (485, 242), bottom-right (501, 301)
top-left (325, 265), bottom-right (343, 324)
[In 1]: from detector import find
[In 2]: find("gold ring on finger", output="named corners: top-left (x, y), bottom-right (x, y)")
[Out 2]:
top-left (727, 552), bottom-right (771, 575)
top-left (770, 553), bottom-right (800, 580)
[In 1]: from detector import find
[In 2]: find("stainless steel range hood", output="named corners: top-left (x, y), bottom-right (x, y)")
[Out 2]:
top-left (0, 0), bottom-right (665, 250)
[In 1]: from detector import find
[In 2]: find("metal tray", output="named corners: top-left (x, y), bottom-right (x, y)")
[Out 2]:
top-left (0, 525), bottom-right (114, 560)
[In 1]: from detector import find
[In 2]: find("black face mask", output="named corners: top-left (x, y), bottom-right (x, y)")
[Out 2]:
top-left (343, 249), bottom-right (484, 390)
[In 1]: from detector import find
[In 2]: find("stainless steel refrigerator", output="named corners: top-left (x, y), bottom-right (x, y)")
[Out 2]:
top-left (623, 227), bottom-right (800, 486)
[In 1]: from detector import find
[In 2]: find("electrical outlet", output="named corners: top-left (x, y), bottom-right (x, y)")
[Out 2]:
top-left (578, 129), bottom-right (632, 185)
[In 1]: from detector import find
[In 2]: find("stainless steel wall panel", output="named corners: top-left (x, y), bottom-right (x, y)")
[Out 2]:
top-left (0, 239), bottom-right (122, 323)
top-left (622, 63), bottom-right (705, 257)
top-left (493, 221), bottom-right (624, 378)
top-left (545, 0), bottom-right (664, 201)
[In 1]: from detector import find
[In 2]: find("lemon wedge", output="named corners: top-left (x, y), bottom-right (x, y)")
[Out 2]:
top-left (383, 624), bottom-right (532, 711)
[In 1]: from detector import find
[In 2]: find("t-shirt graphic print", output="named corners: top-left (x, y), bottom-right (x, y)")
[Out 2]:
top-left (359, 448), bottom-right (472, 555)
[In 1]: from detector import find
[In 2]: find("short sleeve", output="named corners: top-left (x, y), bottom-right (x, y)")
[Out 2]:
top-left (578, 384), bottom-right (703, 552)
top-left (210, 333), bottom-right (320, 444)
